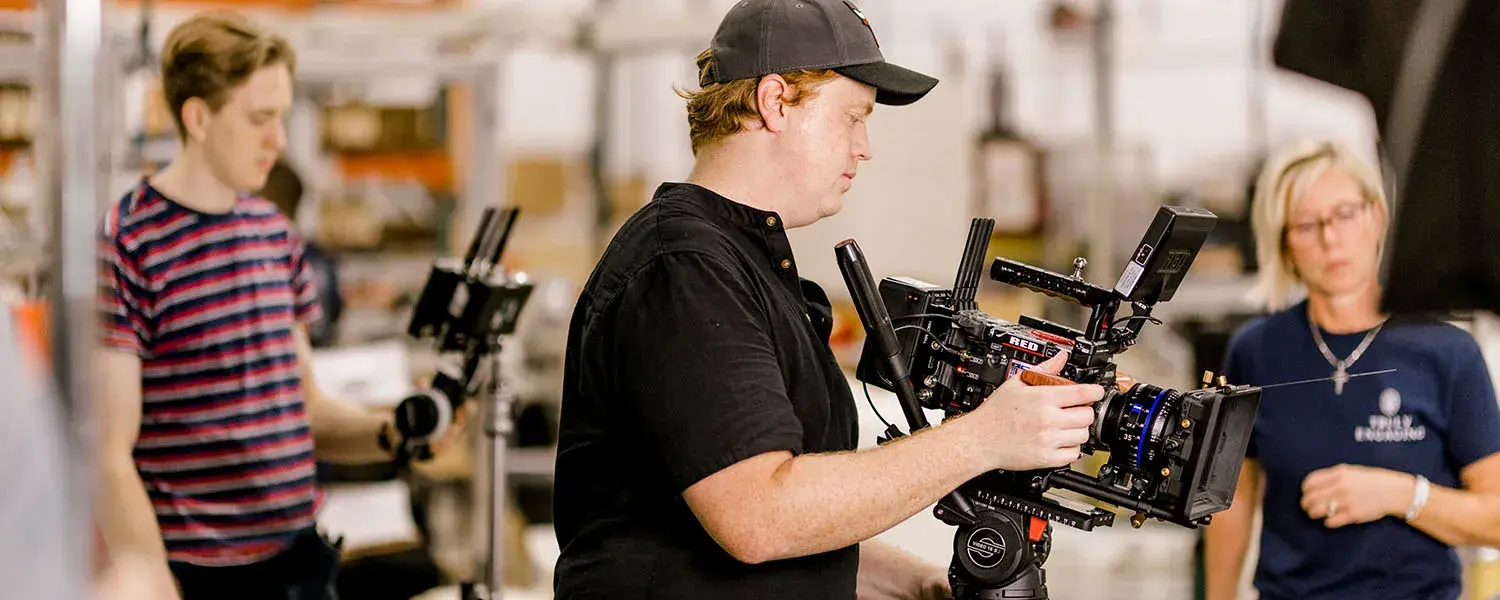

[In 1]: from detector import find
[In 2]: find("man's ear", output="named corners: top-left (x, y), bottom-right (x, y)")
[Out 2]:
top-left (180, 97), bottom-right (211, 143)
top-left (754, 75), bottom-right (791, 134)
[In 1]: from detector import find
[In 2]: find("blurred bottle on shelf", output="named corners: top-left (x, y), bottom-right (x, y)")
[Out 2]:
top-left (0, 153), bottom-right (40, 275)
top-left (973, 38), bottom-right (1045, 238)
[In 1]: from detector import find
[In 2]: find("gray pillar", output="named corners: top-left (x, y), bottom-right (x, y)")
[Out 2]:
top-left (39, 0), bottom-right (104, 591)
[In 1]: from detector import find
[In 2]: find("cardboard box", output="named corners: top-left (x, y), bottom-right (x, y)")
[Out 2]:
top-left (507, 157), bottom-right (570, 216)
top-left (607, 172), bottom-right (650, 213)
top-left (508, 243), bottom-right (598, 288)
top-left (317, 198), bottom-right (384, 249)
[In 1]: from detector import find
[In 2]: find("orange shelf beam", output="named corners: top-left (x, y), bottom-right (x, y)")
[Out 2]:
top-left (334, 149), bottom-right (454, 192)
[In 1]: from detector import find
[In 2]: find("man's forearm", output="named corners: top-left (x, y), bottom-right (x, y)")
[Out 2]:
top-left (293, 324), bottom-right (393, 465)
top-left (306, 390), bottom-right (393, 464)
top-left (735, 416), bottom-right (990, 562)
top-left (96, 458), bottom-right (172, 578)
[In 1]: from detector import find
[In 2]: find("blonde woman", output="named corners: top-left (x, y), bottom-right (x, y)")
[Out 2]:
top-left (1203, 140), bottom-right (1500, 600)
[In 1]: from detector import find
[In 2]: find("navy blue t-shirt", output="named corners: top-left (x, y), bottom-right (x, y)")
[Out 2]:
top-left (1223, 301), bottom-right (1500, 600)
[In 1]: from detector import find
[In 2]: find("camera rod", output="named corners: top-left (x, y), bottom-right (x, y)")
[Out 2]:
top-left (463, 206), bottom-right (521, 279)
top-left (836, 238), bottom-right (982, 530)
top-left (836, 239), bottom-right (931, 434)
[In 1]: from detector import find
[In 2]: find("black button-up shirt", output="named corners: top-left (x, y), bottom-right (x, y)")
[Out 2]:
top-left (553, 182), bottom-right (861, 599)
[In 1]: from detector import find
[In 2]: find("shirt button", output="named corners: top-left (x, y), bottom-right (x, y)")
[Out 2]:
top-left (766, 216), bottom-right (778, 228)
top-left (781, 259), bottom-right (792, 269)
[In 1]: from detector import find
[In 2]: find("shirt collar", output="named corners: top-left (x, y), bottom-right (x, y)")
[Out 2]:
top-left (655, 182), bottom-right (785, 229)
top-left (655, 181), bottom-right (805, 293)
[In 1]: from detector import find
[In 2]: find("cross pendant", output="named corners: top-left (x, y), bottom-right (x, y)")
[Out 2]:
top-left (1333, 363), bottom-right (1349, 395)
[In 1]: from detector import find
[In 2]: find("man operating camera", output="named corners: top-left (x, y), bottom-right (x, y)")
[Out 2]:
top-left (551, 2), bottom-right (1104, 598)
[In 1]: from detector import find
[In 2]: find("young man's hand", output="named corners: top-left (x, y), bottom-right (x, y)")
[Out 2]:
top-left (403, 403), bottom-right (474, 480)
top-left (422, 403), bottom-right (473, 461)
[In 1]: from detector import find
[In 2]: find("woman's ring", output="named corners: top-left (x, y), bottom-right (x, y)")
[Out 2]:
top-left (1328, 500), bottom-right (1338, 518)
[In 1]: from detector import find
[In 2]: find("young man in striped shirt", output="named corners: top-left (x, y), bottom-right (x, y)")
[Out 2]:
top-left (95, 12), bottom-right (460, 600)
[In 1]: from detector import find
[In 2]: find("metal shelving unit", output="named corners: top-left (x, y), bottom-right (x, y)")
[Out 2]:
top-left (10, 4), bottom-right (732, 595)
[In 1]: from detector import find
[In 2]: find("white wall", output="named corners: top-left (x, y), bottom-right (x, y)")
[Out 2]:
top-left (469, 0), bottom-right (1380, 179)
top-left (467, 0), bottom-right (1380, 296)
top-left (111, 0), bottom-right (1380, 294)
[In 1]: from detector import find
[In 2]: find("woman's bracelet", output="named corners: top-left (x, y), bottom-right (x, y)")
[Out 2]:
top-left (1405, 474), bottom-right (1431, 522)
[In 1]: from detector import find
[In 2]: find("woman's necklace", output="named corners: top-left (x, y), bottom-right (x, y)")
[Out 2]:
top-left (1308, 313), bottom-right (1386, 395)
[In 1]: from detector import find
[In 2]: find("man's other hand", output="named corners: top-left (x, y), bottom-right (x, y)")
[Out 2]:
top-left (857, 541), bottom-right (953, 600)
top-left (913, 567), bottom-right (953, 600)
top-left (965, 352), bottom-right (1103, 472)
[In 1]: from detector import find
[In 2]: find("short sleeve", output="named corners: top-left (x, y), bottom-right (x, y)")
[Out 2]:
top-left (611, 251), bottom-right (805, 494)
top-left (287, 231), bottom-right (323, 326)
top-left (1444, 340), bottom-right (1500, 469)
top-left (96, 232), bottom-right (152, 355)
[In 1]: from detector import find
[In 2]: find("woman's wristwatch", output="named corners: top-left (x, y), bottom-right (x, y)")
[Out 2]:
top-left (1405, 474), bottom-right (1431, 522)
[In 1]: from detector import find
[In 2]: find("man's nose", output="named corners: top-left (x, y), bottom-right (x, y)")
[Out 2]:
top-left (269, 122), bottom-right (286, 152)
top-left (854, 128), bottom-right (872, 162)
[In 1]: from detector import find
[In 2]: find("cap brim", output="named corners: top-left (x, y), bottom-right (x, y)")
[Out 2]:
top-left (835, 61), bottom-right (939, 106)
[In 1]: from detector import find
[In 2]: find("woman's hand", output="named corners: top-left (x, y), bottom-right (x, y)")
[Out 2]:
top-left (1300, 463), bottom-right (1416, 528)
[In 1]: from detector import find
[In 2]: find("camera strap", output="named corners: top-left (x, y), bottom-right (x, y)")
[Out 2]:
top-left (1378, 0), bottom-right (1469, 287)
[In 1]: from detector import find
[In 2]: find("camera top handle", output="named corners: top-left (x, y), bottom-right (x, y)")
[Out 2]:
top-left (990, 256), bottom-right (1123, 346)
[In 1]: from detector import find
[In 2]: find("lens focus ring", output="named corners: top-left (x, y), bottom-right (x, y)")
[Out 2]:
top-left (1103, 384), bottom-right (1180, 475)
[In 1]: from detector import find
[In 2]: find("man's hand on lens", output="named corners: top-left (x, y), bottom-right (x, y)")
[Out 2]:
top-left (967, 352), bottom-right (1102, 472)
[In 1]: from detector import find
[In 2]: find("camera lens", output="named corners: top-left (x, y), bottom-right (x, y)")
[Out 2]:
top-left (1095, 383), bottom-right (1181, 475)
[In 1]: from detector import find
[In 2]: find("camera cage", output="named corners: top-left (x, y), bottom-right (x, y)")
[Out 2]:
top-left (836, 206), bottom-right (1263, 599)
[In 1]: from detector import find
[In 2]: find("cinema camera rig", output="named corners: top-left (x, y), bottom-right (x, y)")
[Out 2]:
top-left (836, 206), bottom-right (1263, 600)
top-left (393, 206), bottom-right (533, 459)
top-left (391, 206), bottom-right (535, 600)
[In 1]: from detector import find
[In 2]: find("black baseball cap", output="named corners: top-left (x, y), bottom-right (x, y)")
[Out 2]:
top-left (699, 0), bottom-right (939, 106)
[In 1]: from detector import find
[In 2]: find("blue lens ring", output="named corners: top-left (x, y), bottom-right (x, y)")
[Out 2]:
top-left (1136, 388), bottom-right (1168, 470)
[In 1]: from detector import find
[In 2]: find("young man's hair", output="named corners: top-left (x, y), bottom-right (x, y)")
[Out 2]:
top-left (676, 48), bottom-right (838, 154)
top-left (160, 11), bottom-right (296, 139)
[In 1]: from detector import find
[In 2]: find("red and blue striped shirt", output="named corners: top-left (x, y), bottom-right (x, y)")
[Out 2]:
top-left (98, 179), bottom-right (324, 567)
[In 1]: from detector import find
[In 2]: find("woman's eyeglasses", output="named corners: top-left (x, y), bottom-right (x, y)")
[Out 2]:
top-left (1285, 200), bottom-right (1371, 242)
